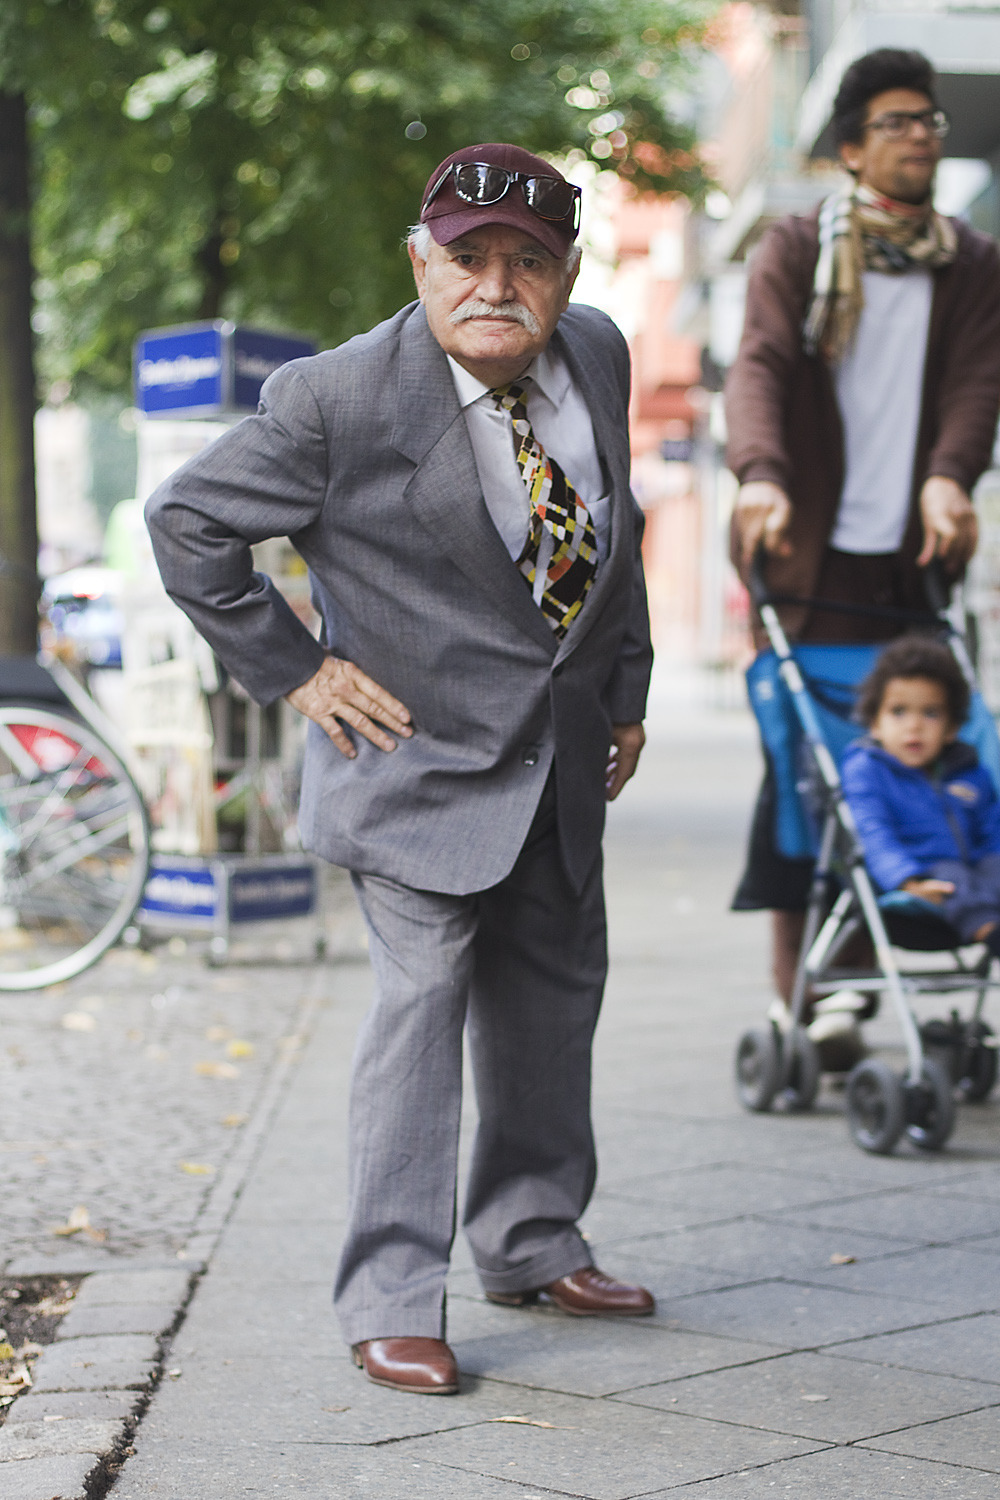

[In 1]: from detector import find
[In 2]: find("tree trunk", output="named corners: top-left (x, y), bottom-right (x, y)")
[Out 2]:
top-left (0, 91), bottom-right (38, 657)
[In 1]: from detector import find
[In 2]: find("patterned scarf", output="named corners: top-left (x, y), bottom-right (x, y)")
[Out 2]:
top-left (802, 182), bottom-right (958, 362)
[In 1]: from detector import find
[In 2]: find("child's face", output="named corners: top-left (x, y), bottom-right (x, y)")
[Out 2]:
top-left (870, 675), bottom-right (956, 769)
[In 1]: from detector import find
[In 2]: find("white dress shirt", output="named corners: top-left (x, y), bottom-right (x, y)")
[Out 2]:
top-left (832, 269), bottom-right (933, 554)
top-left (447, 346), bottom-right (611, 605)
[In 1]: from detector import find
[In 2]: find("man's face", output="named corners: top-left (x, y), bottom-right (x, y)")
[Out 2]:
top-left (839, 88), bottom-right (942, 204)
top-left (409, 222), bottom-right (578, 386)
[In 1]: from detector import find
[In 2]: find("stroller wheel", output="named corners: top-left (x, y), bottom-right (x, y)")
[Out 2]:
top-left (735, 1026), bottom-right (781, 1112)
top-left (905, 1058), bottom-right (956, 1151)
top-left (957, 1021), bottom-right (998, 1103)
top-left (782, 1026), bottom-right (820, 1112)
top-left (845, 1060), bottom-right (906, 1154)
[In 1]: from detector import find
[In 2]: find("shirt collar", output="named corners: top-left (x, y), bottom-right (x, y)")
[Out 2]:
top-left (446, 342), bottom-right (571, 411)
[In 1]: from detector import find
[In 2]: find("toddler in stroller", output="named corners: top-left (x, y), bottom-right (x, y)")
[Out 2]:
top-left (844, 636), bottom-right (1000, 954)
top-left (734, 558), bottom-right (1000, 1153)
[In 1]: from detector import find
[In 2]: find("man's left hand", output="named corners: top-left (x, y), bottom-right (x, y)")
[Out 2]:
top-left (918, 476), bottom-right (978, 568)
top-left (606, 722), bottom-right (645, 801)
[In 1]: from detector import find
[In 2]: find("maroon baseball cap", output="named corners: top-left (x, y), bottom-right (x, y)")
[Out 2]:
top-left (419, 143), bottom-right (580, 258)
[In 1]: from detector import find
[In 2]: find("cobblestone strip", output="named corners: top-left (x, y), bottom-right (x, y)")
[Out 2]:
top-left (0, 968), bottom-right (329, 1499)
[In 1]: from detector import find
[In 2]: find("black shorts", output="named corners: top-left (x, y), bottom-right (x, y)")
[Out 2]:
top-left (731, 757), bottom-right (814, 913)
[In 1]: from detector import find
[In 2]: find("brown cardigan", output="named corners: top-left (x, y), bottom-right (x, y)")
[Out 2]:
top-left (725, 210), bottom-right (1000, 637)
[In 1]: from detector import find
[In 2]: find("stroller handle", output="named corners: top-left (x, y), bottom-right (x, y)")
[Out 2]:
top-left (748, 545), bottom-right (951, 626)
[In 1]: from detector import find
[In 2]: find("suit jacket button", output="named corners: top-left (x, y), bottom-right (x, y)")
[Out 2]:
top-left (521, 748), bottom-right (539, 767)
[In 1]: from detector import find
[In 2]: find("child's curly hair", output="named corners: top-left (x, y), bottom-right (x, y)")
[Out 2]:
top-left (856, 635), bottom-right (970, 728)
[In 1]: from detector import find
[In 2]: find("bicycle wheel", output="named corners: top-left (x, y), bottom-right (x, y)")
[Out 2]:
top-left (0, 704), bottom-right (149, 989)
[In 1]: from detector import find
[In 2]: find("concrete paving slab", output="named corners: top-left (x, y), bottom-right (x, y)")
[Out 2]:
top-left (444, 1299), bottom-right (785, 1396)
top-left (607, 1216), bottom-right (904, 1279)
top-left (0, 1450), bottom-right (98, 1500)
top-left (616, 1348), bottom-right (995, 1444)
top-left (4, 1389), bottom-right (138, 1425)
top-left (392, 1390), bottom-right (822, 1500)
top-left (107, 1344), bottom-right (538, 1448)
top-left (55, 1301), bottom-right (182, 1339)
top-left (0, 1417), bottom-right (121, 1460)
top-left (109, 1435), bottom-right (612, 1499)
top-left (71, 1270), bottom-right (193, 1307)
top-left (29, 1334), bottom-right (158, 1393)
top-left (763, 1190), bottom-right (1000, 1246)
top-left (663, 1279), bottom-right (934, 1345)
top-left (651, 1443), bottom-right (999, 1497)
top-left (206, 1222), bottom-right (339, 1281)
top-left (863, 1403), bottom-right (1000, 1470)
top-left (802, 1244), bottom-right (1000, 1315)
top-left (824, 1313), bottom-right (1000, 1384)
top-left (588, 1165), bottom-right (886, 1227)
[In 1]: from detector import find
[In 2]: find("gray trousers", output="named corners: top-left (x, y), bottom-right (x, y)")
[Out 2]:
top-left (333, 780), bottom-right (607, 1345)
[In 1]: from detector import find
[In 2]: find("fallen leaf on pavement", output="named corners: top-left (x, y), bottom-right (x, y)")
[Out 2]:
top-left (829, 1253), bottom-right (856, 1265)
top-left (0, 1364), bottom-right (32, 1395)
top-left (61, 1012), bottom-right (96, 1032)
top-left (51, 1204), bottom-right (92, 1236)
top-left (205, 1025), bottom-right (232, 1042)
top-left (195, 1061), bottom-right (239, 1079)
top-left (322, 1405), bottom-right (350, 1413)
top-left (0, 1342), bottom-right (13, 1360)
top-left (490, 1417), bottom-right (565, 1428)
top-left (179, 1161), bottom-right (215, 1175)
top-left (221, 1113), bottom-right (249, 1128)
top-left (226, 1039), bottom-right (254, 1059)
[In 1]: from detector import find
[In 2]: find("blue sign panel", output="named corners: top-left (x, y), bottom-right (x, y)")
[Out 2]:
top-left (134, 322), bottom-right (315, 417)
top-left (140, 856), bottom-right (219, 926)
top-left (228, 863), bottom-right (317, 925)
top-left (134, 325), bottom-right (224, 417)
top-left (233, 328), bottom-right (315, 412)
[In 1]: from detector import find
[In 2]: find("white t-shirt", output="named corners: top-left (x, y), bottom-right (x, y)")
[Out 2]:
top-left (447, 348), bottom-right (610, 605)
top-left (831, 268), bottom-right (933, 554)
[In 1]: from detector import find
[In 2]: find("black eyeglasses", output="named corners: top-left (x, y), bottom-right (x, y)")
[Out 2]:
top-left (865, 108), bottom-right (950, 141)
top-left (422, 162), bottom-right (582, 227)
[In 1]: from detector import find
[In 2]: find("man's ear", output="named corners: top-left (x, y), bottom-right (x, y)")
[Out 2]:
top-left (839, 140), bottom-right (863, 177)
top-left (408, 241), bottom-right (427, 302)
top-left (562, 253), bottom-right (581, 311)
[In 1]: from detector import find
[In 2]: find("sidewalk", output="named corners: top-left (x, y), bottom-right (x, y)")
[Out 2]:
top-left (10, 686), bottom-right (1000, 1497)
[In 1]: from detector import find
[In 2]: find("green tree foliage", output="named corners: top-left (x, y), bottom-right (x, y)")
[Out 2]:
top-left (5, 0), bottom-right (710, 396)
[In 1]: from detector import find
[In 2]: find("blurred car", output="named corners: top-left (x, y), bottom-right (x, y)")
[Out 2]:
top-left (41, 565), bottom-right (125, 669)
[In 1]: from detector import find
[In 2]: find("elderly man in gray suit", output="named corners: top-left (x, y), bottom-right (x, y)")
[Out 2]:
top-left (146, 143), bottom-right (654, 1396)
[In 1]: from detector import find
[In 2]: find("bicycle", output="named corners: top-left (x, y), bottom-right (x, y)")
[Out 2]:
top-left (0, 654), bottom-right (150, 990)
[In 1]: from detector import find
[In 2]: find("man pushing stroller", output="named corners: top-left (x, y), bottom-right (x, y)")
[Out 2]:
top-left (725, 45), bottom-right (1000, 1021)
top-left (845, 637), bottom-right (1000, 951)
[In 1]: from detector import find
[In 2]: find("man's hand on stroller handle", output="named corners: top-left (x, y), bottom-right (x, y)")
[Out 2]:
top-left (902, 876), bottom-right (955, 905)
top-left (734, 482), bottom-right (792, 574)
top-left (918, 477), bottom-right (978, 569)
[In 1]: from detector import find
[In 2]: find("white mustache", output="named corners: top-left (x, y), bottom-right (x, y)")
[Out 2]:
top-left (449, 299), bottom-right (541, 335)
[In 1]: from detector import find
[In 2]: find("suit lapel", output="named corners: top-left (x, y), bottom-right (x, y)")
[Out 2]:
top-left (550, 320), bottom-right (632, 659)
top-left (391, 306), bottom-right (558, 653)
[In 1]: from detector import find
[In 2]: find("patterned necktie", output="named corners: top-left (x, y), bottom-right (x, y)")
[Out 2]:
top-left (490, 381), bottom-right (598, 639)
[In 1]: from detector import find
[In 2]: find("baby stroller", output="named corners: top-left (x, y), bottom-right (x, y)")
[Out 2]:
top-left (734, 556), bottom-right (1000, 1154)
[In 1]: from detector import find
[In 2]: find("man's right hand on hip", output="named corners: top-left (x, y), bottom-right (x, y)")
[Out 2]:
top-left (733, 481), bottom-right (793, 576)
top-left (285, 656), bottom-right (413, 759)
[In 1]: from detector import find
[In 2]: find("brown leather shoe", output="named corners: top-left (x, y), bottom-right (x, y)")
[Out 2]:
top-left (351, 1337), bottom-right (459, 1395)
top-left (487, 1266), bottom-right (654, 1317)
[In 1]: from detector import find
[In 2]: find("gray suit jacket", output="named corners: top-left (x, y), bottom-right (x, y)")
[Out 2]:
top-left (145, 300), bottom-right (652, 895)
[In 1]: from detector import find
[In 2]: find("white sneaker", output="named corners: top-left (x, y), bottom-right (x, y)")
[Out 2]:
top-left (807, 1010), bottom-right (866, 1072)
top-left (812, 989), bottom-right (868, 1017)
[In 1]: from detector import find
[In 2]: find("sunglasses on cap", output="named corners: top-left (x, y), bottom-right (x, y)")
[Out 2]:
top-left (423, 162), bottom-right (582, 228)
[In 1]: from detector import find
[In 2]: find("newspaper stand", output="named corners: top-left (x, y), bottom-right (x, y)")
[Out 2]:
top-left (138, 851), bottom-right (324, 963)
top-left (128, 322), bottom-right (324, 963)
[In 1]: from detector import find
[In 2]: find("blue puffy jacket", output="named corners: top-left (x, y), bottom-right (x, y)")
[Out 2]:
top-left (841, 738), bottom-right (1000, 892)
